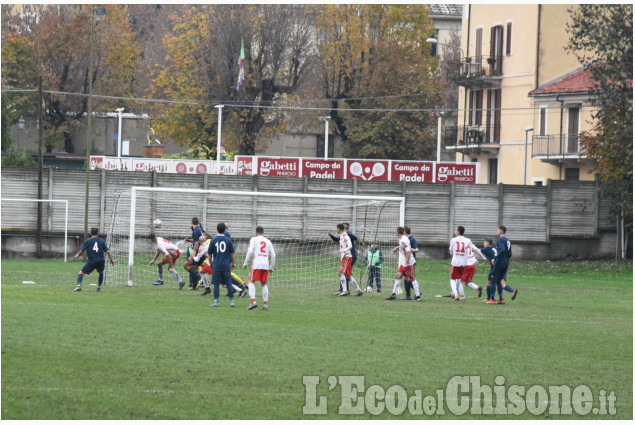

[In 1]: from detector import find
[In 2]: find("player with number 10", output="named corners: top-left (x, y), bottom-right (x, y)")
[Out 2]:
top-left (207, 222), bottom-right (237, 307)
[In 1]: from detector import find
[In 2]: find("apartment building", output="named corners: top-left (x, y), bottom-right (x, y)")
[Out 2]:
top-left (447, 4), bottom-right (597, 184)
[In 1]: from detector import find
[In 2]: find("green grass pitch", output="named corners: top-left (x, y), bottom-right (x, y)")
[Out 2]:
top-left (1, 258), bottom-right (632, 419)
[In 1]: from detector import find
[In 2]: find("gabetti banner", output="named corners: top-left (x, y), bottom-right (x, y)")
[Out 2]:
top-left (91, 155), bottom-right (479, 183)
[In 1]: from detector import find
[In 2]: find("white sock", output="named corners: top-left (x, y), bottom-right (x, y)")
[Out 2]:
top-left (450, 280), bottom-right (457, 296)
top-left (412, 280), bottom-right (420, 297)
top-left (203, 274), bottom-right (209, 288)
top-left (350, 277), bottom-right (361, 291)
top-left (467, 282), bottom-right (479, 290)
top-left (248, 283), bottom-right (256, 302)
top-left (340, 275), bottom-right (347, 292)
top-left (171, 270), bottom-right (182, 282)
top-left (457, 280), bottom-right (465, 297)
top-left (232, 284), bottom-right (242, 292)
top-left (393, 279), bottom-right (402, 294)
top-left (262, 284), bottom-right (269, 303)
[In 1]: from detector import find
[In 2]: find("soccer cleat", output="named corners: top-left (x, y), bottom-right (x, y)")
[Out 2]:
top-left (188, 285), bottom-right (197, 290)
top-left (385, 293), bottom-right (397, 300)
top-left (333, 290), bottom-right (343, 296)
top-left (459, 296), bottom-right (466, 300)
top-left (413, 295), bottom-right (421, 301)
top-left (240, 288), bottom-right (248, 298)
top-left (74, 286), bottom-right (81, 292)
top-left (486, 299), bottom-right (497, 304)
top-left (153, 280), bottom-right (164, 286)
top-left (356, 290), bottom-right (363, 297)
top-left (337, 291), bottom-right (350, 297)
top-left (230, 301), bottom-right (236, 307)
top-left (211, 302), bottom-right (220, 307)
top-left (512, 288), bottom-right (518, 300)
top-left (178, 281), bottom-right (185, 290)
top-left (262, 305), bottom-right (269, 310)
top-left (400, 296), bottom-right (412, 301)
top-left (200, 287), bottom-right (211, 296)
top-left (247, 303), bottom-right (258, 310)
top-left (477, 286), bottom-right (482, 298)
top-left (498, 299), bottom-right (505, 305)
top-left (96, 286), bottom-right (101, 292)
top-left (377, 289), bottom-right (381, 293)
top-left (195, 279), bottom-right (203, 290)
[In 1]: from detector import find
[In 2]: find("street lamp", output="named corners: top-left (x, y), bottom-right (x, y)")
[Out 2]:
top-left (430, 111), bottom-right (445, 163)
top-left (524, 125), bottom-right (534, 185)
top-left (426, 37), bottom-right (464, 60)
top-left (115, 107), bottom-right (124, 157)
top-left (319, 116), bottom-right (331, 160)
top-left (17, 116), bottom-right (26, 130)
top-left (84, 5), bottom-right (106, 240)
top-left (215, 105), bottom-right (224, 174)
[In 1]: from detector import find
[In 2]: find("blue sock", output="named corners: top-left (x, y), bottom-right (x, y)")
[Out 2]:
top-left (496, 282), bottom-right (504, 299)
top-left (98, 273), bottom-right (104, 287)
top-left (504, 285), bottom-right (514, 293)
top-left (77, 274), bottom-right (83, 286)
top-left (486, 286), bottom-right (491, 299)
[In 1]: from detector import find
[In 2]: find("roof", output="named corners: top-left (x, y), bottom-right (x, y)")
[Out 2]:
top-left (529, 64), bottom-right (599, 96)
top-left (427, 4), bottom-right (463, 17)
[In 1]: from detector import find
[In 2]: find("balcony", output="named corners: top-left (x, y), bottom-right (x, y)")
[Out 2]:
top-left (447, 55), bottom-right (504, 89)
top-left (532, 134), bottom-right (593, 164)
top-left (444, 125), bottom-right (501, 155)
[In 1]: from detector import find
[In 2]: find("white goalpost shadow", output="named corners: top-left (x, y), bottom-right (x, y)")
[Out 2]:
top-left (110, 186), bottom-right (405, 288)
top-left (1, 198), bottom-right (69, 262)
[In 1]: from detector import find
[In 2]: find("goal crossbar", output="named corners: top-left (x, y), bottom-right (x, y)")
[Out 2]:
top-left (126, 186), bottom-right (405, 286)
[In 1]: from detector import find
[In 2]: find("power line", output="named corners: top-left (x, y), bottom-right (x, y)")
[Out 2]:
top-left (1, 87), bottom-right (541, 114)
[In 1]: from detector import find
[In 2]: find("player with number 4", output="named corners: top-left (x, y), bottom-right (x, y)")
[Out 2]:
top-left (74, 227), bottom-right (115, 292)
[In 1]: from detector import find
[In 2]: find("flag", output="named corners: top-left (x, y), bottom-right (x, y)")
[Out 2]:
top-left (236, 39), bottom-right (245, 92)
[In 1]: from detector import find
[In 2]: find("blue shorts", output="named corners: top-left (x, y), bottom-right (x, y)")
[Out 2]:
top-left (211, 269), bottom-right (231, 286)
top-left (82, 261), bottom-right (105, 275)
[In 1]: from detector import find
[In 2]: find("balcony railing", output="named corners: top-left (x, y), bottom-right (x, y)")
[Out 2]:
top-left (447, 55), bottom-right (504, 85)
top-left (532, 134), bottom-right (586, 158)
top-left (444, 125), bottom-right (501, 148)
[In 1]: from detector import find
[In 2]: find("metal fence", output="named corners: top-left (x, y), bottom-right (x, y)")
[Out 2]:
top-left (1, 167), bottom-right (608, 245)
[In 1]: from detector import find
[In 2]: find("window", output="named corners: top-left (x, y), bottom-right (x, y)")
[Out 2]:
top-left (539, 106), bottom-right (547, 136)
top-left (506, 21), bottom-right (512, 56)
top-left (475, 27), bottom-right (483, 68)
top-left (567, 106), bottom-right (580, 154)
top-left (564, 168), bottom-right (580, 181)
top-left (488, 158), bottom-right (498, 184)
top-left (430, 30), bottom-right (439, 56)
top-left (468, 89), bottom-right (483, 126)
top-left (490, 25), bottom-right (504, 74)
top-left (532, 177), bottom-right (545, 186)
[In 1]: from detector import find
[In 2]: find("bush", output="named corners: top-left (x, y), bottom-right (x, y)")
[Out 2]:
top-left (1, 148), bottom-right (36, 167)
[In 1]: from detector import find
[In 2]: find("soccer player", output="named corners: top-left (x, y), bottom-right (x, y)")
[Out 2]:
top-left (190, 235), bottom-right (212, 295)
top-left (73, 227), bottom-right (114, 292)
top-left (480, 239), bottom-right (498, 302)
top-left (220, 222), bottom-right (247, 298)
top-left (149, 233), bottom-right (186, 288)
top-left (364, 242), bottom-right (383, 293)
top-left (402, 226), bottom-right (420, 300)
top-left (242, 226), bottom-right (276, 310)
top-left (489, 225), bottom-right (517, 304)
top-left (448, 226), bottom-right (482, 300)
top-left (207, 222), bottom-right (237, 307)
top-left (386, 226), bottom-right (420, 301)
top-left (184, 217), bottom-right (212, 290)
top-left (335, 223), bottom-right (363, 297)
top-left (461, 244), bottom-right (486, 299)
top-left (328, 223), bottom-right (358, 294)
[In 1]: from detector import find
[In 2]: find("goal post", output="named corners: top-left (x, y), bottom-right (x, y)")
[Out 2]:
top-left (106, 187), bottom-right (405, 289)
top-left (1, 198), bottom-right (69, 262)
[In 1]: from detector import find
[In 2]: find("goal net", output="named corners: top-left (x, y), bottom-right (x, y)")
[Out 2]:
top-left (105, 187), bottom-right (404, 291)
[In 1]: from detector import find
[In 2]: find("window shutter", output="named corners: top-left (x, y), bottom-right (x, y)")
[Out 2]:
top-left (476, 90), bottom-right (483, 125)
top-left (506, 22), bottom-right (512, 56)
top-left (494, 89), bottom-right (502, 142)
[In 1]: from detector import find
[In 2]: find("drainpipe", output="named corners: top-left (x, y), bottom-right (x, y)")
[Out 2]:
top-left (535, 5), bottom-right (542, 90)
top-left (557, 94), bottom-right (564, 180)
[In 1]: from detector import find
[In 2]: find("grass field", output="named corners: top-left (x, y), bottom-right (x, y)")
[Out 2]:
top-left (1, 258), bottom-right (632, 419)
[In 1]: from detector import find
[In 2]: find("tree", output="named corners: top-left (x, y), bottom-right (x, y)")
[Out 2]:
top-left (1, 5), bottom-right (140, 153)
top-left (152, 5), bottom-right (317, 156)
top-left (567, 5), bottom-right (633, 222)
top-left (316, 5), bottom-right (440, 159)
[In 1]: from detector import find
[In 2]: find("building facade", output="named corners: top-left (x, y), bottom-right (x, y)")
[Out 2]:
top-left (447, 4), bottom-right (597, 184)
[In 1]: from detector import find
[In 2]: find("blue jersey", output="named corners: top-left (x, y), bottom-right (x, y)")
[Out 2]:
top-left (494, 236), bottom-right (512, 265)
top-left (408, 236), bottom-right (418, 259)
top-left (192, 226), bottom-right (204, 242)
top-left (481, 245), bottom-right (497, 262)
top-left (80, 237), bottom-right (110, 263)
top-left (207, 234), bottom-right (235, 271)
top-left (347, 231), bottom-right (358, 259)
top-left (224, 231), bottom-right (232, 240)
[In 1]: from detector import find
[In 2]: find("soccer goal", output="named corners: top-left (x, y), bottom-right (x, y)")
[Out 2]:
top-left (105, 187), bottom-right (405, 290)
